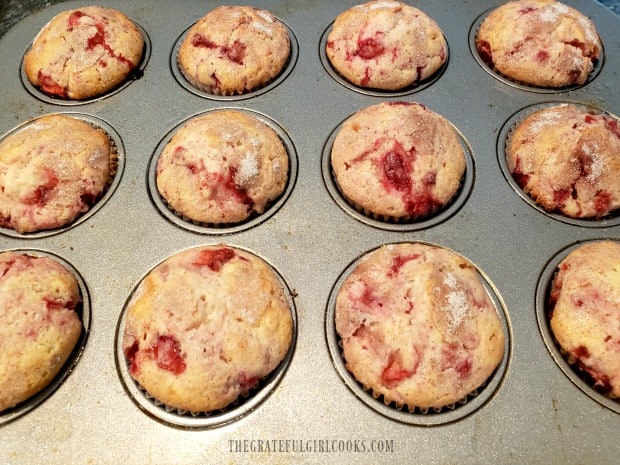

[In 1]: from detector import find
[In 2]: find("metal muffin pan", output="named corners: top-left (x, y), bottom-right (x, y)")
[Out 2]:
top-left (0, 1), bottom-right (618, 464)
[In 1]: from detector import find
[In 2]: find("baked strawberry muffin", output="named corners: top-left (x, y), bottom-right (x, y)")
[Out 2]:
top-left (476, 0), bottom-right (601, 88)
top-left (549, 240), bottom-right (620, 398)
top-left (331, 101), bottom-right (466, 221)
top-left (121, 244), bottom-right (293, 413)
top-left (0, 252), bottom-right (82, 412)
top-left (156, 110), bottom-right (289, 225)
top-left (0, 114), bottom-right (113, 233)
top-left (23, 6), bottom-right (144, 100)
top-left (506, 104), bottom-right (620, 219)
top-left (326, 1), bottom-right (447, 91)
top-left (335, 243), bottom-right (505, 410)
top-left (177, 6), bottom-right (290, 95)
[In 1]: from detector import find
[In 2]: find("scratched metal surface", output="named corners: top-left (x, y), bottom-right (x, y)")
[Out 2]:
top-left (0, 1), bottom-right (619, 464)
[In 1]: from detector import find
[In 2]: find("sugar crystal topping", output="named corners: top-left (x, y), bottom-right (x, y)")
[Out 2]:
top-left (539, 4), bottom-right (561, 23)
top-left (252, 19), bottom-right (275, 36)
top-left (570, 55), bottom-right (584, 68)
top-left (581, 141), bottom-right (605, 183)
top-left (554, 3), bottom-right (570, 14)
top-left (24, 122), bottom-right (50, 132)
top-left (527, 108), bottom-right (565, 134)
top-left (443, 272), bottom-right (469, 333)
top-left (578, 16), bottom-right (598, 43)
top-left (256, 10), bottom-right (275, 23)
top-left (537, 3), bottom-right (598, 44)
top-left (357, 1), bottom-right (401, 11)
top-left (237, 151), bottom-right (259, 184)
top-left (444, 271), bottom-right (457, 288)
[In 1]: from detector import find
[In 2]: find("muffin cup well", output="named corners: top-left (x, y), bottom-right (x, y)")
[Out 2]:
top-left (319, 23), bottom-right (449, 97)
top-left (171, 19), bottom-right (298, 101)
top-left (0, 249), bottom-right (90, 426)
top-left (20, 21), bottom-right (151, 105)
top-left (147, 108), bottom-right (297, 235)
top-left (325, 242), bottom-right (511, 426)
top-left (0, 112), bottom-right (125, 239)
top-left (536, 240), bottom-right (620, 414)
top-left (115, 244), bottom-right (298, 429)
top-left (468, 8), bottom-right (604, 94)
top-left (498, 101), bottom-right (620, 227)
top-left (321, 115), bottom-right (474, 232)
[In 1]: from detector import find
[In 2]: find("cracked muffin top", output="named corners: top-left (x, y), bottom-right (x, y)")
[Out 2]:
top-left (23, 6), bottom-right (144, 100)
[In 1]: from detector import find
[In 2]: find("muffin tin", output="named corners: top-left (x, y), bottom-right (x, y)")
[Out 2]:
top-left (0, 1), bottom-right (618, 464)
